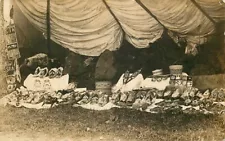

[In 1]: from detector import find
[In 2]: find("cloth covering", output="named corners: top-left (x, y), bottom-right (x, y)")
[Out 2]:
top-left (112, 73), bottom-right (144, 93)
top-left (24, 74), bottom-right (69, 91)
top-left (15, 0), bottom-right (225, 56)
top-left (140, 77), bottom-right (170, 91)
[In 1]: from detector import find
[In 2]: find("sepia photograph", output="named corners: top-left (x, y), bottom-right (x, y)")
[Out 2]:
top-left (0, 0), bottom-right (225, 140)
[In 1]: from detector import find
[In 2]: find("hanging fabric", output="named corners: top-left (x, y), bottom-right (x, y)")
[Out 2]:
top-left (15, 0), bottom-right (225, 56)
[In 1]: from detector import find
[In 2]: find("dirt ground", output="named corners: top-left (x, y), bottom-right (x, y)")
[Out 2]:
top-left (0, 105), bottom-right (225, 141)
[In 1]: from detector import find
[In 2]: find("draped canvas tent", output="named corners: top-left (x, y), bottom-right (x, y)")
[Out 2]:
top-left (14, 0), bottom-right (225, 56)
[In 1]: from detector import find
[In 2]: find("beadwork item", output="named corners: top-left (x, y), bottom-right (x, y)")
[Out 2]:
top-left (57, 67), bottom-right (63, 78)
top-left (43, 79), bottom-right (52, 91)
top-left (48, 68), bottom-right (58, 78)
top-left (6, 75), bottom-right (16, 84)
top-left (5, 24), bottom-right (21, 60)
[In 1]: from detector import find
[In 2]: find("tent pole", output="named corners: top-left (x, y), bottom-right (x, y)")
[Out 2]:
top-left (134, 0), bottom-right (166, 30)
top-left (46, 0), bottom-right (51, 57)
top-left (0, 0), bottom-right (8, 94)
top-left (189, 0), bottom-right (216, 25)
top-left (102, 0), bottom-right (125, 34)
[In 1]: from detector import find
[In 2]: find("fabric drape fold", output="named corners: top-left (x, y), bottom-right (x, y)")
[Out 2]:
top-left (15, 0), bottom-right (224, 56)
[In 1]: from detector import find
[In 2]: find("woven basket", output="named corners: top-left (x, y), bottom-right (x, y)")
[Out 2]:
top-left (152, 69), bottom-right (163, 76)
top-left (169, 65), bottom-right (183, 75)
top-left (95, 81), bottom-right (112, 95)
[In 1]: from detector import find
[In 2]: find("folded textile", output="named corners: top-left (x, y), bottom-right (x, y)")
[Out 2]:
top-left (112, 73), bottom-right (144, 93)
top-left (140, 77), bottom-right (170, 91)
top-left (24, 74), bottom-right (69, 91)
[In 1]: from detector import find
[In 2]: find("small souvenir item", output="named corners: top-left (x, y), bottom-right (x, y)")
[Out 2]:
top-left (175, 74), bottom-right (182, 86)
top-left (163, 89), bottom-right (172, 98)
top-left (34, 79), bottom-right (42, 91)
top-left (140, 98), bottom-right (149, 110)
top-left (73, 92), bottom-right (82, 102)
top-left (19, 86), bottom-right (29, 96)
top-left (126, 91), bottom-right (136, 105)
top-left (146, 90), bottom-right (154, 101)
top-left (169, 75), bottom-right (176, 85)
top-left (98, 94), bottom-right (109, 107)
top-left (122, 69), bottom-right (142, 85)
top-left (120, 92), bottom-right (128, 102)
top-left (210, 88), bottom-right (218, 100)
top-left (151, 89), bottom-right (157, 98)
top-left (151, 76), bottom-right (162, 82)
top-left (182, 75), bottom-right (188, 86)
top-left (23, 92), bottom-right (34, 103)
top-left (184, 98), bottom-right (192, 105)
top-left (34, 67), bottom-right (41, 77)
top-left (6, 75), bottom-right (16, 84)
top-left (217, 88), bottom-right (225, 101)
top-left (199, 102), bottom-right (205, 109)
top-left (56, 67), bottom-right (63, 78)
top-left (48, 68), bottom-right (58, 78)
top-left (111, 92), bottom-right (121, 103)
top-left (39, 67), bottom-right (48, 78)
top-left (7, 84), bottom-right (16, 93)
top-left (181, 88), bottom-right (190, 99)
top-left (132, 98), bottom-right (142, 110)
top-left (67, 82), bottom-right (78, 90)
top-left (171, 89), bottom-right (180, 98)
top-left (169, 65), bottom-right (183, 75)
top-left (43, 79), bottom-right (52, 91)
top-left (157, 90), bottom-right (164, 98)
top-left (90, 95), bottom-right (99, 104)
top-left (34, 67), bottom-right (48, 78)
top-left (146, 90), bottom-right (153, 100)
top-left (203, 89), bottom-right (210, 99)
top-left (135, 91), bottom-right (143, 99)
top-left (202, 99), bottom-right (213, 108)
top-left (196, 91), bottom-right (203, 98)
top-left (5, 60), bottom-right (15, 75)
top-left (42, 95), bottom-right (59, 108)
top-left (143, 91), bottom-right (152, 104)
top-left (191, 100), bottom-right (199, 106)
top-left (31, 93), bottom-right (44, 104)
top-left (123, 70), bottom-right (130, 84)
top-left (78, 94), bottom-right (90, 105)
top-left (189, 88), bottom-right (197, 98)
top-left (152, 69), bottom-right (163, 76)
top-left (187, 76), bottom-right (193, 87)
top-left (151, 76), bottom-right (156, 82)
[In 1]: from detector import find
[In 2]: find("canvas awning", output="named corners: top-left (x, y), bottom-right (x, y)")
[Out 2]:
top-left (14, 0), bottom-right (225, 56)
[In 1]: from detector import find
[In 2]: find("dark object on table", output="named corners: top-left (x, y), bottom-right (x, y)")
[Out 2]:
top-left (57, 89), bottom-right (74, 95)
top-left (111, 92), bottom-right (121, 104)
top-left (126, 91), bottom-right (136, 106)
top-left (42, 96), bottom-right (59, 108)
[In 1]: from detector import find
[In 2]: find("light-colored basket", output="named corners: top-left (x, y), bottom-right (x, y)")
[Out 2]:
top-left (152, 69), bottom-right (163, 76)
top-left (169, 65), bottom-right (183, 75)
top-left (95, 81), bottom-right (112, 95)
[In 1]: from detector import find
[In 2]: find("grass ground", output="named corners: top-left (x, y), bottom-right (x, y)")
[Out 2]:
top-left (0, 105), bottom-right (225, 141)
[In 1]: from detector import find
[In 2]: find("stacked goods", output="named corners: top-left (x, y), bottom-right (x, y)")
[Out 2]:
top-left (152, 69), bottom-right (163, 76)
top-left (1, 66), bottom-right (225, 114)
top-left (110, 86), bottom-right (225, 114)
top-left (169, 65), bottom-right (183, 75)
top-left (2, 83), bottom-right (225, 114)
top-left (5, 24), bottom-right (21, 93)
